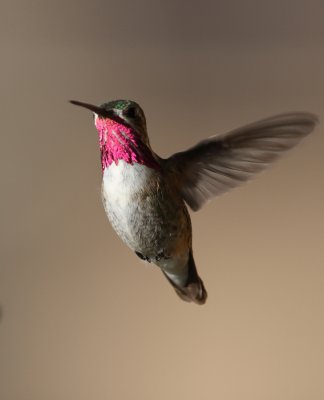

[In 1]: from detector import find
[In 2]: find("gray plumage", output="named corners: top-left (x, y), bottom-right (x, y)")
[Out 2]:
top-left (167, 113), bottom-right (318, 211)
top-left (70, 99), bottom-right (318, 305)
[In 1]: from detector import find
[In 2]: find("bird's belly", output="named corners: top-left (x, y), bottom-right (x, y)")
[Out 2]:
top-left (101, 161), bottom-right (191, 258)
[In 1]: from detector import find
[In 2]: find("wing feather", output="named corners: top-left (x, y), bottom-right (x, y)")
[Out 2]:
top-left (166, 112), bottom-right (318, 211)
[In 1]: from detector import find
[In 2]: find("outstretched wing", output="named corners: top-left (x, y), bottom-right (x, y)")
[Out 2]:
top-left (166, 113), bottom-right (318, 211)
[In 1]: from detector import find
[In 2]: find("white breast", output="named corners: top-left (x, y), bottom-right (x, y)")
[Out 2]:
top-left (101, 160), bottom-right (191, 287)
top-left (101, 161), bottom-right (156, 248)
top-left (102, 161), bottom-right (154, 202)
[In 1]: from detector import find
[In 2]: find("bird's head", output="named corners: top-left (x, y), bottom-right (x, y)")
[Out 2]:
top-left (70, 99), bottom-right (149, 145)
top-left (70, 99), bottom-right (159, 171)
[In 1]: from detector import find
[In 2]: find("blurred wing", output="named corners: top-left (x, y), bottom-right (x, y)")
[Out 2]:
top-left (166, 113), bottom-right (318, 211)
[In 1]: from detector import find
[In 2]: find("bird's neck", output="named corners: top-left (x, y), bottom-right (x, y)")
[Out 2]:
top-left (95, 118), bottom-right (160, 172)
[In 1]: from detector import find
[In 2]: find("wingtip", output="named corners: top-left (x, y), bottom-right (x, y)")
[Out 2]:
top-left (311, 113), bottom-right (320, 125)
top-left (283, 112), bottom-right (318, 126)
top-left (295, 112), bottom-right (319, 125)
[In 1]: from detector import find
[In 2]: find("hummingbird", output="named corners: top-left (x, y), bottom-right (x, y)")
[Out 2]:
top-left (70, 99), bottom-right (318, 305)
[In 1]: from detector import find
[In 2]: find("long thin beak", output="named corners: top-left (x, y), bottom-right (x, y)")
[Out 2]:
top-left (69, 100), bottom-right (115, 119)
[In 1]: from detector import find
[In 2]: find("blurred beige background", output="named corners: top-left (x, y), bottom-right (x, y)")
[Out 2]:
top-left (1, 1), bottom-right (323, 399)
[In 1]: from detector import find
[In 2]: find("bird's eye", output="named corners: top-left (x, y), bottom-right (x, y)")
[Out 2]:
top-left (125, 106), bottom-right (137, 119)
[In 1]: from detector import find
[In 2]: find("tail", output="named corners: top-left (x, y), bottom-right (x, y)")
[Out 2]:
top-left (162, 251), bottom-right (207, 305)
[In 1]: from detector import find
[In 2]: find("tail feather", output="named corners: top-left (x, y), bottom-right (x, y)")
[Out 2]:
top-left (162, 251), bottom-right (207, 305)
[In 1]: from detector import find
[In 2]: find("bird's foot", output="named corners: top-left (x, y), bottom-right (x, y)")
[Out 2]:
top-left (155, 250), bottom-right (170, 262)
top-left (135, 251), bottom-right (151, 262)
top-left (135, 250), bottom-right (170, 263)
